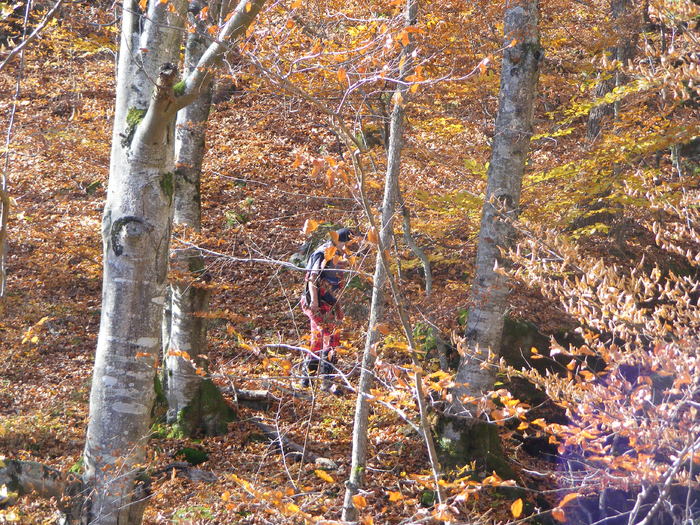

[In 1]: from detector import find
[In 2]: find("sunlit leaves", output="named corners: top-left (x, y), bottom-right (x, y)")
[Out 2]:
top-left (366, 227), bottom-right (378, 244)
top-left (387, 490), bottom-right (404, 502)
top-left (21, 316), bottom-right (51, 344)
top-left (352, 494), bottom-right (367, 509)
top-left (302, 218), bottom-right (319, 235)
top-left (510, 498), bottom-right (523, 518)
top-left (324, 244), bottom-right (337, 261)
top-left (314, 469), bottom-right (335, 483)
top-left (552, 507), bottom-right (566, 522)
top-left (558, 492), bottom-right (582, 507)
top-left (503, 204), bottom-right (700, 502)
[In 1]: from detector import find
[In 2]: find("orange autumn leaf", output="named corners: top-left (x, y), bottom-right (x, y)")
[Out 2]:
top-left (552, 507), bottom-right (566, 523)
top-left (324, 245), bottom-right (337, 261)
top-left (558, 492), bottom-right (582, 507)
top-left (314, 469), bottom-right (335, 483)
top-left (511, 498), bottom-right (523, 518)
top-left (367, 227), bottom-right (378, 244)
top-left (387, 490), bottom-right (404, 502)
top-left (302, 219), bottom-right (319, 235)
top-left (375, 323), bottom-right (390, 335)
top-left (311, 158), bottom-right (324, 177)
top-left (337, 68), bottom-right (348, 84)
top-left (352, 494), bottom-right (368, 509)
top-left (290, 0), bottom-right (302, 7)
top-left (478, 57), bottom-right (491, 74)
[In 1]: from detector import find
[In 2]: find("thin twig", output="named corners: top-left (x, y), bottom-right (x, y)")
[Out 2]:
top-left (0, 0), bottom-right (64, 73)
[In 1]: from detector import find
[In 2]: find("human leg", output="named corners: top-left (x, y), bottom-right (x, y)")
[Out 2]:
top-left (301, 303), bottom-right (324, 386)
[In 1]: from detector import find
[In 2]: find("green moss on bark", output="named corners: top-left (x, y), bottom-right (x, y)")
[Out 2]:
top-left (173, 80), bottom-right (186, 97)
top-left (173, 379), bottom-right (236, 437)
top-left (120, 107), bottom-right (146, 148)
top-left (160, 172), bottom-right (174, 202)
top-left (434, 415), bottom-right (515, 480)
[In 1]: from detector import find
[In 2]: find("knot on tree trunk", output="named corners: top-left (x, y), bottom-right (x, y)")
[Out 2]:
top-left (159, 62), bottom-right (178, 81)
top-left (110, 216), bottom-right (149, 256)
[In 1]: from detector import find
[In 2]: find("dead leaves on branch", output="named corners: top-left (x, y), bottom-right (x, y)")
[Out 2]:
top-left (499, 190), bottom-right (700, 499)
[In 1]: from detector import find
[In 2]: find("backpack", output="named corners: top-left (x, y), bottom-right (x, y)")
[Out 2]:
top-left (302, 242), bottom-right (340, 306)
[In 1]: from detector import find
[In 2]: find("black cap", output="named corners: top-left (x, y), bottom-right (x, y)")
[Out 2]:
top-left (336, 228), bottom-right (353, 243)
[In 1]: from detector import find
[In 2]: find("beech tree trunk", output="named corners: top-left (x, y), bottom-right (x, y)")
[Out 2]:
top-left (448, 0), bottom-right (542, 416)
top-left (164, 0), bottom-right (234, 437)
top-left (341, 0), bottom-right (417, 521)
top-left (82, 0), bottom-right (265, 523)
top-left (82, 2), bottom-right (186, 522)
top-left (586, 0), bottom-right (639, 142)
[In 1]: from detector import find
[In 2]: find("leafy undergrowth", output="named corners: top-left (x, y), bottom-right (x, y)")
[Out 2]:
top-left (3, 1), bottom-right (697, 523)
top-left (0, 36), bottom-right (554, 525)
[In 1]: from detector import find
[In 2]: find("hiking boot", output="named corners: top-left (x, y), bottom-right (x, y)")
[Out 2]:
top-left (322, 383), bottom-right (343, 396)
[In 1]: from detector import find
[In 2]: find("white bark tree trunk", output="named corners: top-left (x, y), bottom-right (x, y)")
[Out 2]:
top-left (83, 2), bottom-right (186, 522)
top-left (341, 0), bottom-right (417, 520)
top-left (82, 0), bottom-right (265, 522)
top-left (164, 0), bottom-right (233, 437)
top-left (449, 0), bottom-right (542, 416)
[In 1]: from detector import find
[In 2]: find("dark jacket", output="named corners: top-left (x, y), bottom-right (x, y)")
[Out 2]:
top-left (304, 242), bottom-right (343, 306)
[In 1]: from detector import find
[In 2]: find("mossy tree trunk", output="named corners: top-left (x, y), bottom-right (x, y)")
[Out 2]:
top-left (163, 0), bottom-right (235, 438)
top-left (83, 2), bottom-right (187, 522)
top-left (83, 0), bottom-right (265, 523)
top-left (434, 416), bottom-right (515, 479)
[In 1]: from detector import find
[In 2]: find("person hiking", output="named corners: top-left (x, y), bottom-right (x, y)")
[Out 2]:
top-left (300, 227), bottom-right (354, 391)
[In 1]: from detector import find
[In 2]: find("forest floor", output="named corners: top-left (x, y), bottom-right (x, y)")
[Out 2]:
top-left (1, 19), bottom-right (574, 525)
